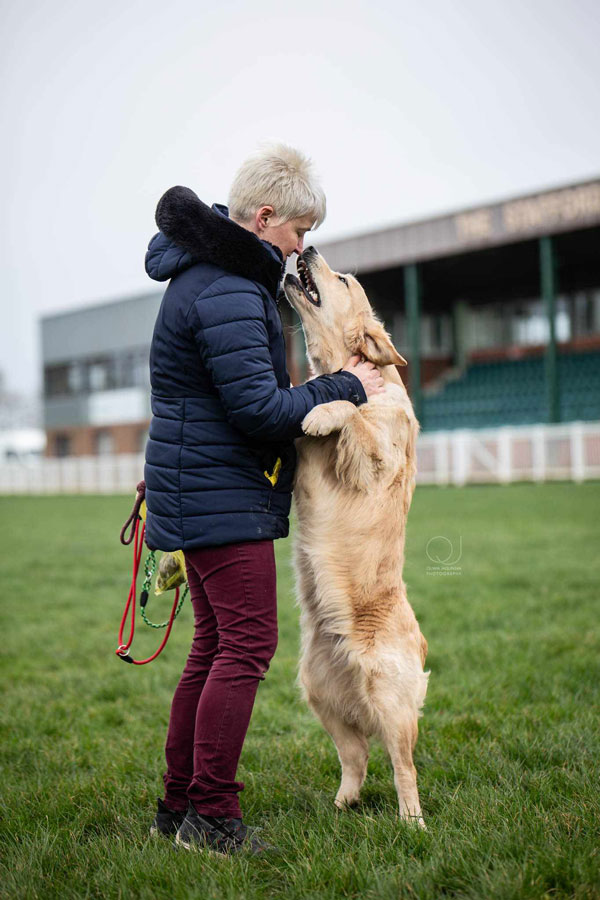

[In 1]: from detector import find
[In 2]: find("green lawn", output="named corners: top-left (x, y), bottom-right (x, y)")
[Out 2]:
top-left (1, 484), bottom-right (599, 899)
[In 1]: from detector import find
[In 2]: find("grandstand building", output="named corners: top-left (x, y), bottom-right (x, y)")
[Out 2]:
top-left (317, 176), bottom-right (600, 431)
top-left (41, 177), bottom-right (600, 457)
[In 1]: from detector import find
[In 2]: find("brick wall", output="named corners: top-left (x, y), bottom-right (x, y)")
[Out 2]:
top-left (45, 421), bottom-right (150, 457)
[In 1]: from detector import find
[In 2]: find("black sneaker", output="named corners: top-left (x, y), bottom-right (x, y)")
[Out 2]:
top-left (174, 802), bottom-right (275, 855)
top-left (150, 798), bottom-right (186, 837)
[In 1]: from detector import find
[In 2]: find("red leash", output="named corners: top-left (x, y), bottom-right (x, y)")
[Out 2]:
top-left (116, 496), bottom-right (183, 666)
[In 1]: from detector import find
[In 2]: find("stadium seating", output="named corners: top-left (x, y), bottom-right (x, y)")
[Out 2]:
top-left (421, 350), bottom-right (600, 431)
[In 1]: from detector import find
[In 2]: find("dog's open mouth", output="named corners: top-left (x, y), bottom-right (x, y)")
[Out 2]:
top-left (292, 257), bottom-right (321, 307)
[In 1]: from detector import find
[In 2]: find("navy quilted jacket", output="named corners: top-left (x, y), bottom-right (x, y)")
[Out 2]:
top-left (143, 186), bottom-right (367, 551)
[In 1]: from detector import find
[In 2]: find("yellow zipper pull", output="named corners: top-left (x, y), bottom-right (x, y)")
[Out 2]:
top-left (264, 456), bottom-right (282, 487)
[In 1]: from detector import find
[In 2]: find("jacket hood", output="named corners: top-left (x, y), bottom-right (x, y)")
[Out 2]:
top-left (145, 186), bottom-right (284, 297)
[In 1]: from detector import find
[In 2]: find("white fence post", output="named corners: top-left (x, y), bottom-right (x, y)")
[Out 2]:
top-left (532, 426), bottom-right (547, 483)
top-left (434, 433), bottom-right (449, 485)
top-left (570, 422), bottom-right (585, 483)
top-left (451, 430), bottom-right (470, 486)
top-left (497, 428), bottom-right (512, 484)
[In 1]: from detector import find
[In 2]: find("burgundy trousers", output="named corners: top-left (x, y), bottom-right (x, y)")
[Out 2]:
top-left (162, 540), bottom-right (278, 818)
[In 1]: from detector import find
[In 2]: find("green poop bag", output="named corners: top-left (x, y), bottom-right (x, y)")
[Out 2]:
top-left (155, 550), bottom-right (187, 595)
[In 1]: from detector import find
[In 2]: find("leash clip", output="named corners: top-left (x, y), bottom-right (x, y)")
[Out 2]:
top-left (116, 645), bottom-right (134, 663)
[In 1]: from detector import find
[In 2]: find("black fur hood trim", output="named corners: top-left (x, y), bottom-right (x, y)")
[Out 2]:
top-left (155, 186), bottom-right (284, 298)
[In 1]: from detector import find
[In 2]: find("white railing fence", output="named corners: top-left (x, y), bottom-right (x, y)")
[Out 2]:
top-left (0, 452), bottom-right (146, 495)
top-left (0, 422), bottom-right (599, 494)
top-left (416, 421), bottom-right (600, 485)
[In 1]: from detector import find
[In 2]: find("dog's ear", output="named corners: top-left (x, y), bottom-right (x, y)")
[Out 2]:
top-left (345, 314), bottom-right (407, 366)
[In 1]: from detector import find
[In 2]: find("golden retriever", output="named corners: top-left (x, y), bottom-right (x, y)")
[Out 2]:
top-left (283, 246), bottom-right (428, 826)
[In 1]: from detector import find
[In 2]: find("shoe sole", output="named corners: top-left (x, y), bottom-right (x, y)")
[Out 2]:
top-left (174, 831), bottom-right (229, 857)
top-left (174, 831), bottom-right (193, 851)
top-left (150, 825), bottom-right (181, 838)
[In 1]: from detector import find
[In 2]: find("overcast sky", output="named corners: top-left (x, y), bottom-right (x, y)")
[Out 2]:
top-left (1, 0), bottom-right (599, 394)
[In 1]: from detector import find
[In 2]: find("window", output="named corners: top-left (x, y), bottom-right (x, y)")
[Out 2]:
top-left (67, 362), bottom-right (85, 394)
top-left (570, 290), bottom-right (600, 338)
top-left (45, 365), bottom-right (70, 397)
top-left (55, 434), bottom-right (71, 457)
top-left (45, 350), bottom-right (150, 397)
top-left (133, 350), bottom-right (149, 387)
top-left (95, 430), bottom-right (114, 455)
top-left (137, 428), bottom-right (148, 453)
top-left (44, 362), bottom-right (89, 396)
top-left (88, 360), bottom-right (111, 392)
top-left (117, 353), bottom-right (135, 389)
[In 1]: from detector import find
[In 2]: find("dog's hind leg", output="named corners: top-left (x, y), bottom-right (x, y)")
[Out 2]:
top-left (308, 697), bottom-right (369, 809)
top-left (377, 708), bottom-right (424, 827)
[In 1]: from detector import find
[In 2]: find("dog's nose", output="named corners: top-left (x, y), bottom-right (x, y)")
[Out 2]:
top-left (303, 245), bottom-right (319, 261)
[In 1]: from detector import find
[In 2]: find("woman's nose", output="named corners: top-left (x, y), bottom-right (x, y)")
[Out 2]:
top-left (295, 236), bottom-right (304, 254)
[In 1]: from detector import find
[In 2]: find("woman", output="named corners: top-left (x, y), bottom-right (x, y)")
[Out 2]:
top-left (143, 144), bottom-right (384, 854)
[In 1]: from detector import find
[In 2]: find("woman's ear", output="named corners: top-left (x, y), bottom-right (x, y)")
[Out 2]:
top-left (345, 313), bottom-right (407, 366)
top-left (256, 205), bottom-right (275, 233)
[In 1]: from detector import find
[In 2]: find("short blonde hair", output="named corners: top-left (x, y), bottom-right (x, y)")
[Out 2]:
top-left (228, 143), bottom-right (326, 229)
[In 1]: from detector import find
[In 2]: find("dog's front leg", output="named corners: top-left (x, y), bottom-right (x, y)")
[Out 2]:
top-left (302, 400), bottom-right (357, 437)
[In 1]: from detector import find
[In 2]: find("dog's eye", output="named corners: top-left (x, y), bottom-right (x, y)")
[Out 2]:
top-left (338, 275), bottom-right (348, 286)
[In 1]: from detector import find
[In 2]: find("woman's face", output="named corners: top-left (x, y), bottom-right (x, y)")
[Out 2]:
top-left (257, 209), bottom-right (315, 259)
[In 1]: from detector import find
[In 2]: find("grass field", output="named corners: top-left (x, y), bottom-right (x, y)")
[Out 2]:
top-left (1, 484), bottom-right (599, 899)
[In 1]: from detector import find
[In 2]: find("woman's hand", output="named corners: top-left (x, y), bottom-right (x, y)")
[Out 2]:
top-left (342, 355), bottom-right (385, 397)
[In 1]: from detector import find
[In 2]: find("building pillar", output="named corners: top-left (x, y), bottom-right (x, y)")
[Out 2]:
top-left (404, 263), bottom-right (422, 423)
top-left (539, 236), bottom-right (559, 423)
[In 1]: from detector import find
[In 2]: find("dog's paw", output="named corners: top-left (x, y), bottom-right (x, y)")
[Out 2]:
top-left (302, 406), bottom-right (332, 436)
top-left (399, 812), bottom-right (426, 829)
top-left (302, 401), bottom-right (356, 437)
